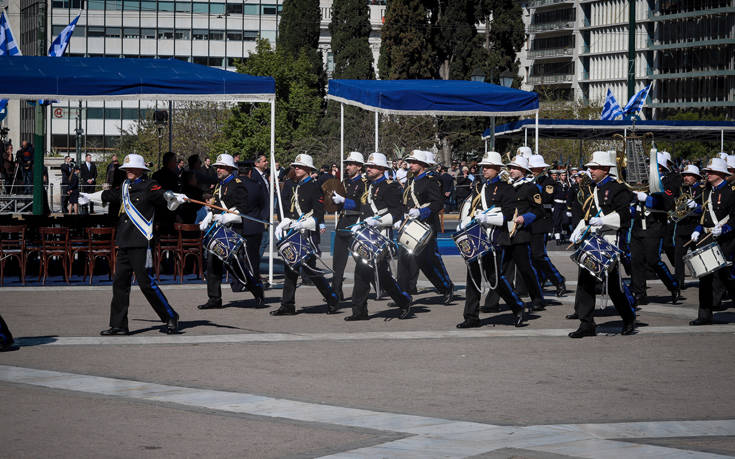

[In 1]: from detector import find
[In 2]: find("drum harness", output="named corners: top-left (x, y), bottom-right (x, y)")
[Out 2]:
top-left (466, 183), bottom-right (500, 295)
top-left (212, 184), bottom-right (256, 282)
top-left (284, 183), bottom-right (333, 275)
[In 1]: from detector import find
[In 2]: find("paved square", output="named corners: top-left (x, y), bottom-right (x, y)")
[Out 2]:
top-left (2, 253), bottom-right (734, 458)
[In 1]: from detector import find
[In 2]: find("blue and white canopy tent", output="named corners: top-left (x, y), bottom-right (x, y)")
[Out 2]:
top-left (0, 56), bottom-right (281, 283)
top-left (326, 79), bottom-right (540, 171)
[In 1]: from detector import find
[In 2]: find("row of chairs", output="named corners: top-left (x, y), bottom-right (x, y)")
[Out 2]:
top-left (0, 223), bottom-right (204, 286)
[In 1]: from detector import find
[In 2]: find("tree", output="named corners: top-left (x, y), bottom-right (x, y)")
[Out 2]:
top-left (477, 0), bottom-right (525, 85)
top-left (278, 0), bottom-right (326, 98)
top-left (428, 0), bottom-right (484, 80)
top-left (211, 40), bottom-right (322, 165)
top-left (378, 0), bottom-right (435, 79)
top-left (329, 0), bottom-right (375, 80)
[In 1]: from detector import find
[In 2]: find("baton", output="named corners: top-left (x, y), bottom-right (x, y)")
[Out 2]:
top-left (185, 197), bottom-right (272, 225)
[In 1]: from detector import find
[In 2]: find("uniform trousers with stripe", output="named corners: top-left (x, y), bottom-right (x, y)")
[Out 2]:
top-left (397, 236), bottom-right (452, 295)
top-left (630, 235), bottom-right (679, 295)
top-left (463, 248), bottom-right (524, 321)
top-left (502, 243), bottom-right (544, 308)
top-left (352, 258), bottom-right (410, 316)
top-left (110, 247), bottom-right (177, 330)
top-left (574, 264), bottom-right (635, 329)
top-left (530, 232), bottom-right (565, 286)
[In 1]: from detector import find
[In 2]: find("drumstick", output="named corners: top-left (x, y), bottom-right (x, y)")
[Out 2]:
top-left (566, 209), bottom-right (602, 249)
top-left (684, 231), bottom-right (712, 248)
top-left (508, 209), bottom-right (519, 238)
top-left (186, 198), bottom-right (272, 225)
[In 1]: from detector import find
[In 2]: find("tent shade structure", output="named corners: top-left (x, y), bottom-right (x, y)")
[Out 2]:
top-left (483, 118), bottom-right (735, 142)
top-left (0, 56), bottom-right (275, 102)
top-left (0, 55), bottom-right (279, 285)
top-left (327, 79), bottom-right (539, 117)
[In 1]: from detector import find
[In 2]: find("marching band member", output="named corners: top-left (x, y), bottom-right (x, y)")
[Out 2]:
top-left (272, 154), bottom-right (339, 316)
top-left (456, 151), bottom-right (525, 328)
top-left (568, 151), bottom-right (636, 338)
top-left (346, 153), bottom-right (412, 320)
top-left (198, 154), bottom-right (265, 310)
top-left (660, 151), bottom-right (681, 269)
top-left (503, 155), bottom-right (545, 312)
top-left (674, 165), bottom-right (704, 287)
top-left (330, 152), bottom-right (368, 301)
top-left (629, 152), bottom-right (680, 305)
top-left (689, 157), bottom-right (735, 325)
top-left (528, 154), bottom-right (567, 297)
top-left (396, 150), bottom-right (454, 305)
top-left (91, 153), bottom-right (181, 335)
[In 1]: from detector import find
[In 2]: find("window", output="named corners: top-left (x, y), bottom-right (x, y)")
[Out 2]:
top-left (174, 29), bottom-right (190, 40)
top-left (243, 4), bottom-right (258, 14)
top-left (158, 28), bottom-right (174, 39)
top-left (226, 3), bottom-right (243, 14)
top-left (123, 0), bottom-right (139, 10)
top-left (192, 2), bottom-right (208, 13)
top-left (51, 0), bottom-right (83, 7)
top-left (158, 1), bottom-right (174, 11)
top-left (209, 30), bottom-right (224, 40)
top-left (175, 2), bottom-right (191, 12)
top-left (141, 28), bottom-right (156, 39)
top-left (208, 56), bottom-right (224, 66)
top-left (243, 30), bottom-right (258, 41)
top-left (263, 6), bottom-right (276, 14)
top-left (87, 108), bottom-right (104, 119)
top-left (192, 28), bottom-right (208, 40)
top-left (107, 0), bottom-right (123, 10)
top-left (105, 108), bottom-right (121, 119)
top-left (227, 31), bottom-right (242, 41)
top-left (141, 1), bottom-right (156, 11)
top-left (210, 3), bottom-right (225, 14)
top-left (227, 57), bottom-right (240, 67)
top-left (52, 25), bottom-right (66, 36)
top-left (192, 56), bottom-right (209, 65)
top-left (123, 27), bottom-right (139, 38)
top-left (88, 0), bottom-right (105, 9)
top-left (106, 27), bottom-right (121, 38)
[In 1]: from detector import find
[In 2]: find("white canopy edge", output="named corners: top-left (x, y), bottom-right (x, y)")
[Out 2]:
top-left (327, 94), bottom-right (538, 118)
top-left (0, 93), bottom-right (275, 103)
top-left (483, 122), bottom-right (735, 140)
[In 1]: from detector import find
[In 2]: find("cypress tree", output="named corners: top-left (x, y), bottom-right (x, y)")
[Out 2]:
top-left (428, 0), bottom-right (484, 80)
top-left (278, 0), bottom-right (326, 97)
top-left (329, 0), bottom-right (375, 79)
top-left (378, 0), bottom-right (434, 79)
top-left (478, 0), bottom-right (525, 85)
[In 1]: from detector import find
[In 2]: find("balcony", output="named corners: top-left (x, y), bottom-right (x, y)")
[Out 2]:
top-left (528, 73), bottom-right (574, 84)
top-left (528, 0), bottom-right (574, 9)
top-left (528, 46), bottom-right (575, 59)
top-left (528, 20), bottom-right (576, 33)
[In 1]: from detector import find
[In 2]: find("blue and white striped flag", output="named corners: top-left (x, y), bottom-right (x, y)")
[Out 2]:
top-left (36, 14), bottom-right (79, 105)
top-left (48, 14), bottom-right (79, 57)
top-left (622, 83), bottom-right (652, 119)
top-left (0, 11), bottom-right (22, 121)
top-left (600, 88), bottom-right (622, 121)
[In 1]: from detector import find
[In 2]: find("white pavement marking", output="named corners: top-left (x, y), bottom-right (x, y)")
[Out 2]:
top-left (14, 325), bottom-right (735, 347)
top-left (1, 365), bottom-right (732, 459)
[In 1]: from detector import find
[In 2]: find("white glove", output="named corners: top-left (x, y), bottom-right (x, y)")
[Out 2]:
top-left (635, 191), bottom-right (648, 202)
top-left (365, 217), bottom-right (380, 227)
top-left (457, 219), bottom-right (469, 231)
top-left (408, 208), bottom-right (420, 219)
top-left (687, 199), bottom-right (697, 209)
top-left (291, 219), bottom-right (307, 231)
top-left (275, 218), bottom-right (293, 240)
top-left (214, 212), bottom-right (241, 225)
top-left (570, 226), bottom-right (584, 244)
top-left (393, 220), bottom-right (403, 230)
top-left (566, 211), bottom-right (572, 217)
top-left (588, 216), bottom-right (603, 227)
top-left (475, 213), bottom-right (489, 225)
top-left (198, 211), bottom-right (213, 231)
top-left (167, 192), bottom-right (188, 211)
top-left (690, 231), bottom-right (700, 242)
top-left (80, 190), bottom-right (105, 205)
top-left (350, 224), bottom-right (361, 233)
top-left (711, 225), bottom-right (722, 237)
top-left (331, 191), bottom-right (345, 205)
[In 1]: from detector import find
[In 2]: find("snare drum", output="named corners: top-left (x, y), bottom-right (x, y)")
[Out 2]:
top-left (350, 225), bottom-right (394, 268)
top-left (452, 221), bottom-right (492, 264)
top-left (570, 234), bottom-right (623, 281)
top-left (277, 230), bottom-right (316, 270)
top-left (684, 242), bottom-right (730, 278)
top-left (397, 218), bottom-right (432, 254)
top-left (202, 223), bottom-right (246, 266)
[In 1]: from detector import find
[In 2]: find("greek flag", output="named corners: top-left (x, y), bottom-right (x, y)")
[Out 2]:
top-left (600, 89), bottom-right (622, 121)
top-left (48, 14), bottom-right (79, 57)
top-left (622, 83), bottom-right (652, 119)
top-left (0, 11), bottom-right (22, 121)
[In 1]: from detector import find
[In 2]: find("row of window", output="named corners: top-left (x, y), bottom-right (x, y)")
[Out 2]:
top-left (68, 53), bottom-right (245, 67)
top-left (52, 1), bottom-right (283, 15)
top-left (52, 24), bottom-right (264, 41)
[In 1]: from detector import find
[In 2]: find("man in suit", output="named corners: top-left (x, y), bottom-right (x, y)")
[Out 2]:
top-left (240, 163), bottom-right (268, 286)
top-left (60, 156), bottom-right (73, 213)
top-left (80, 153), bottom-right (98, 213)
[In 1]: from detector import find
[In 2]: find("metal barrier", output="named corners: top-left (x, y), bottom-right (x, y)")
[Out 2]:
top-left (0, 181), bottom-right (54, 214)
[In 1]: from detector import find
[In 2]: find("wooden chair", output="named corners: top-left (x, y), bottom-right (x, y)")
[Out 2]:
top-left (85, 227), bottom-right (116, 284)
top-left (154, 226), bottom-right (180, 282)
top-left (38, 227), bottom-right (70, 285)
top-left (0, 225), bottom-right (27, 286)
top-left (175, 223), bottom-right (203, 283)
